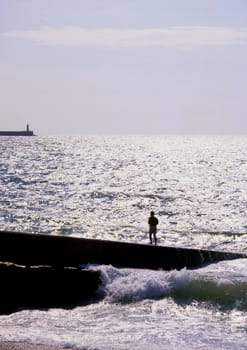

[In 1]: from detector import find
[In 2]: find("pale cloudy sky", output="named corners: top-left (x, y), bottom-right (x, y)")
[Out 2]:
top-left (1, 0), bottom-right (247, 135)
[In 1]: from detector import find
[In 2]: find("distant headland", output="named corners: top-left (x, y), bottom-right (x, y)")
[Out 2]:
top-left (0, 124), bottom-right (35, 136)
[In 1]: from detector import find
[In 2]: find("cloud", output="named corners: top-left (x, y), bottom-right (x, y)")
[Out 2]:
top-left (1, 26), bottom-right (247, 49)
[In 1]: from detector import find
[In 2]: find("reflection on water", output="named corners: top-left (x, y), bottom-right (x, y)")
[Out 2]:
top-left (0, 135), bottom-right (247, 252)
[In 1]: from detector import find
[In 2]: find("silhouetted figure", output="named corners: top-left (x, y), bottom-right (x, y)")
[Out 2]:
top-left (148, 211), bottom-right (159, 245)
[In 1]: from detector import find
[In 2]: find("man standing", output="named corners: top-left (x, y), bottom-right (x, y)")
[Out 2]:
top-left (148, 211), bottom-right (159, 245)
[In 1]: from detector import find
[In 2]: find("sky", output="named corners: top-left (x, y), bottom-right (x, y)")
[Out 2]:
top-left (0, 0), bottom-right (247, 135)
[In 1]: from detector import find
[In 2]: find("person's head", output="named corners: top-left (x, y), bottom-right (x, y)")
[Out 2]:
top-left (150, 211), bottom-right (154, 216)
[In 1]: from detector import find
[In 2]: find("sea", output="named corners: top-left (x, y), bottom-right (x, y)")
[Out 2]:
top-left (0, 134), bottom-right (247, 350)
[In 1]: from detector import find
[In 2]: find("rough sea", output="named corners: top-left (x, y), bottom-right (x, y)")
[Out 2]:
top-left (0, 135), bottom-right (247, 349)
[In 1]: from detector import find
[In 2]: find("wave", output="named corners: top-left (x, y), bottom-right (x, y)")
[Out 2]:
top-left (98, 265), bottom-right (188, 303)
top-left (91, 260), bottom-right (247, 310)
top-left (172, 279), bottom-right (247, 309)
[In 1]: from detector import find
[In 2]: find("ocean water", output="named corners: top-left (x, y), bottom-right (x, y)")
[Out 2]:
top-left (0, 135), bottom-right (247, 349)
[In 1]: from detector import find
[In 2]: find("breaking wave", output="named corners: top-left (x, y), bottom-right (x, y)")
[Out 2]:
top-left (91, 259), bottom-right (247, 310)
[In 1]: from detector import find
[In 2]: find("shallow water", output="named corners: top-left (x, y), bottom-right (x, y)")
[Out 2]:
top-left (0, 135), bottom-right (247, 349)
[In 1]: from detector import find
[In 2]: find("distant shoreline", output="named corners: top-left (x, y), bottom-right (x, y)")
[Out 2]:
top-left (0, 124), bottom-right (34, 136)
top-left (0, 131), bottom-right (34, 136)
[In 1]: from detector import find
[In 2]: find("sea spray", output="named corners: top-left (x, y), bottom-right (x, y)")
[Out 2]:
top-left (90, 260), bottom-right (247, 310)
top-left (91, 265), bottom-right (192, 302)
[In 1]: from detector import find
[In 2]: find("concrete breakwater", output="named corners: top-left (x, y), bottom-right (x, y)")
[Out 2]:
top-left (0, 230), bottom-right (246, 314)
top-left (0, 124), bottom-right (34, 136)
top-left (0, 230), bottom-right (245, 271)
top-left (0, 262), bottom-right (100, 314)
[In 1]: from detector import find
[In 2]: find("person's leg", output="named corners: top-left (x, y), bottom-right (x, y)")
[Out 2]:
top-left (149, 230), bottom-right (152, 244)
top-left (154, 233), bottom-right (157, 245)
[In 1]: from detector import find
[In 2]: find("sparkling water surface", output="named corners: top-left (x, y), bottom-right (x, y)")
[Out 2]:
top-left (1, 135), bottom-right (247, 249)
top-left (0, 135), bottom-right (247, 349)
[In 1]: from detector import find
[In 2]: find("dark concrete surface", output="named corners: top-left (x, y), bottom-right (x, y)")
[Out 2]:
top-left (0, 230), bottom-right (245, 271)
top-left (0, 262), bottom-right (101, 314)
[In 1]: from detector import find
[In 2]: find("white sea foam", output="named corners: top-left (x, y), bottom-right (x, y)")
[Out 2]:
top-left (93, 264), bottom-right (192, 302)
top-left (196, 258), bottom-right (247, 284)
top-left (89, 260), bottom-right (247, 309)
